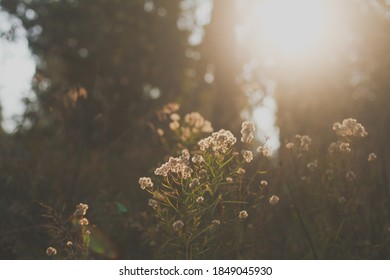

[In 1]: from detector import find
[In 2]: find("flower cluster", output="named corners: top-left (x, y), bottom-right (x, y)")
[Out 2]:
top-left (328, 141), bottom-right (351, 154)
top-left (285, 142), bottom-right (294, 149)
top-left (241, 150), bottom-right (253, 163)
top-left (73, 203), bottom-right (89, 217)
top-left (162, 102), bottom-right (180, 115)
top-left (184, 112), bottom-right (213, 134)
top-left (191, 154), bottom-right (205, 164)
top-left (139, 177), bottom-right (154, 190)
top-left (368, 153), bottom-right (377, 162)
top-left (46, 246), bottom-right (57, 256)
top-left (198, 129), bottom-right (237, 154)
top-left (139, 117), bottom-right (278, 258)
top-left (239, 210), bottom-right (248, 219)
top-left (296, 135), bottom-right (312, 152)
top-left (269, 195), bottom-right (280, 205)
top-left (241, 121), bottom-right (255, 144)
top-left (257, 145), bottom-right (272, 157)
top-left (73, 203), bottom-right (90, 227)
top-left (154, 149), bottom-right (192, 179)
top-left (79, 218), bottom-right (89, 226)
top-left (333, 118), bottom-right (368, 138)
top-left (172, 220), bottom-right (184, 232)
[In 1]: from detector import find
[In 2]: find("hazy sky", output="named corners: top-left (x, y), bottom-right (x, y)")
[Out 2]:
top-left (0, 10), bottom-right (35, 133)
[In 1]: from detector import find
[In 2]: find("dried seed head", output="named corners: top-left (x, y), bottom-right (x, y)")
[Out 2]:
top-left (172, 220), bottom-right (184, 232)
top-left (239, 210), bottom-right (248, 219)
top-left (79, 218), bottom-right (89, 226)
top-left (73, 203), bottom-right (89, 217)
top-left (46, 247), bottom-right (57, 256)
top-left (269, 195), bottom-right (280, 205)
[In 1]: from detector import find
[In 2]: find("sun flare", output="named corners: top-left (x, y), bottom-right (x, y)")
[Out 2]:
top-left (258, 0), bottom-right (331, 55)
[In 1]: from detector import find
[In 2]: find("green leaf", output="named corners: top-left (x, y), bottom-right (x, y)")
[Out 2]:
top-left (115, 202), bottom-right (128, 214)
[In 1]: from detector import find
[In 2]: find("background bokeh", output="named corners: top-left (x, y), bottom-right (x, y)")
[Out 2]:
top-left (0, 0), bottom-right (389, 259)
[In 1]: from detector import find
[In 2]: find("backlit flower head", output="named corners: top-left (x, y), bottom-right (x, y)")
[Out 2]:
top-left (139, 177), bottom-right (154, 190)
top-left (73, 203), bottom-right (89, 217)
top-left (46, 247), bottom-right (57, 256)
top-left (239, 210), bottom-right (248, 219)
top-left (241, 121), bottom-right (255, 144)
top-left (154, 151), bottom-right (193, 179)
top-left (79, 218), bottom-right (89, 226)
top-left (172, 220), bottom-right (184, 231)
top-left (333, 118), bottom-right (368, 137)
top-left (198, 129), bottom-right (237, 154)
top-left (368, 153), bottom-right (377, 162)
top-left (269, 195), bottom-right (279, 205)
top-left (241, 150), bottom-right (253, 163)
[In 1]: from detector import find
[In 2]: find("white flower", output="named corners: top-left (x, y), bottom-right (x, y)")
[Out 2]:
top-left (328, 141), bottom-right (351, 154)
top-left (260, 180), bottom-right (268, 187)
top-left (139, 177), bottom-right (154, 189)
top-left (239, 210), bottom-right (248, 219)
top-left (46, 247), bottom-right (57, 256)
top-left (300, 135), bottom-right (312, 151)
top-left (241, 150), bottom-right (253, 163)
top-left (156, 128), bottom-right (164, 136)
top-left (170, 113), bottom-right (181, 121)
top-left (198, 129), bottom-right (237, 154)
top-left (154, 152), bottom-right (193, 179)
top-left (241, 121), bottom-right (255, 144)
top-left (237, 168), bottom-right (246, 175)
top-left (333, 118), bottom-right (368, 137)
top-left (269, 195), bottom-right (279, 205)
top-left (79, 218), bottom-right (89, 226)
top-left (307, 160), bottom-right (318, 171)
top-left (339, 142), bottom-right (351, 153)
top-left (257, 145), bottom-right (272, 157)
top-left (172, 220), bottom-right (184, 231)
top-left (184, 112), bottom-right (213, 133)
top-left (212, 219), bottom-right (221, 226)
top-left (285, 142), bottom-right (294, 149)
top-left (191, 154), bottom-right (205, 164)
top-left (368, 153), bottom-right (377, 162)
top-left (148, 199), bottom-right (158, 209)
top-left (196, 196), bottom-right (204, 204)
top-left (73, 203), bottom-right (89, 216)
top-left (169, 121), bottom-right (180, 130)
top-left (162, 103), bottom-right (180, 115)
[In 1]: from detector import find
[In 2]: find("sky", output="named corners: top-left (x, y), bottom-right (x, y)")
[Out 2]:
top-left (0, 9), bottom-right (35, 132)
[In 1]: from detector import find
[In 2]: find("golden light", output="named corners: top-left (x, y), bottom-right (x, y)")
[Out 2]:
top-left (258, 0), bottom-right (332, 56)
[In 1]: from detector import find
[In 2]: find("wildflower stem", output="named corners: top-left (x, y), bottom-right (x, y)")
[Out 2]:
top-left (285, 183), bottom-right (319, 259)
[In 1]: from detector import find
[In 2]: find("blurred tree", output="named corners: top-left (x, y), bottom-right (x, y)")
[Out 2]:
top-left (197, 0), bottom-right (245, 133)
top-left (0, 0), bottom-right (249, 259)
top-left (0, 0), bottom-right (192, 259)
